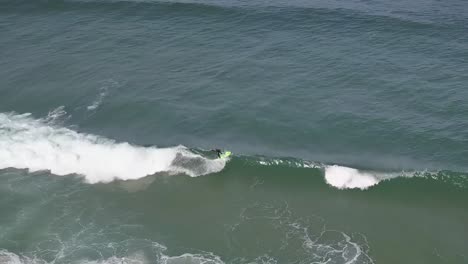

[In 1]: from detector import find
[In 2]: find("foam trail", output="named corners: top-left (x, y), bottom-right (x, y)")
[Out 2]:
top-left (324, 165), bottom-right (380, 190)
top-left (161, 253), bottom-right (224, 264)
top-left (87, 81), bottom-right (113, 111)
top-left (0, 112), bottom-right (225, 183)
top-left (0, 249), bottom-right (225, 264)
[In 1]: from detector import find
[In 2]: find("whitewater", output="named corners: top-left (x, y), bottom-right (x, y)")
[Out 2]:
top-left (0, 112), bottom-right (225, 183)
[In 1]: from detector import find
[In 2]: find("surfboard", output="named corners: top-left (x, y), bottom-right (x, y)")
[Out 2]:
top-left (219, 151), bottom-right (232, 159)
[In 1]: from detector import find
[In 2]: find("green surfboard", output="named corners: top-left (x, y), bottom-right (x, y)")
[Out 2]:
top-left (219, 151), bottom-right (232, 159)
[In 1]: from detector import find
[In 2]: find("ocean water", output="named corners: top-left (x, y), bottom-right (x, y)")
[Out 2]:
top-left (1, 0), bottom-right (468, 263)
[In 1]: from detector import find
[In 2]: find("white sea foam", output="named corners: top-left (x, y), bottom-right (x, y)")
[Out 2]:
top-left (0, 250), bottom-right (45, 264)
top-left (255, 157), bottom-right (383, 190)
top-left (256, 158), bottom-right (319, 169)
top-left (0, 249), bottom-right (225, 264)
top-left (0, 250), bottom-right (23, 264)
top-left (82, 254), bottom-right (148, 264)
top-left (230, 202), bottom-right (375, 264)
top-left (0, 112), bottom-right (225, 183)
top-left (324, 165), bottom-right (380, 190)
top-left (44, 106), bottom-right (68, 123)
top-left (0, 241), bottom-right (225, 264)
top-left (87, 81), bottom-right (114, 111)
top-left (160, 253), bottom-right (224, 264)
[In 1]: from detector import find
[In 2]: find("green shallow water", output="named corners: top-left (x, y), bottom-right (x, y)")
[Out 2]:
top-left (0, 161), bottom-right (467, 263)
top-left (1, 0), bottom-right (468, 263)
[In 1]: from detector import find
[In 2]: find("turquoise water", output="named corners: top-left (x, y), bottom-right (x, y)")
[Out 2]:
top-left (1, 0), bottom-right (467, 263)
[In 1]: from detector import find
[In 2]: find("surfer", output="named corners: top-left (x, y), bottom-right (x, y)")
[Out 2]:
top-left (212, 149), bottom-right (222, 158)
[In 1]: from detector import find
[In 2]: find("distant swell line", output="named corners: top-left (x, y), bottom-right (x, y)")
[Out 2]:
top-left (3, 0), bottom-right (459, 28)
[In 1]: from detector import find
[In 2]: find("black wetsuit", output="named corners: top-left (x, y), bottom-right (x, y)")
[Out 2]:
top-left (214, 149), bottom-right (222, 158)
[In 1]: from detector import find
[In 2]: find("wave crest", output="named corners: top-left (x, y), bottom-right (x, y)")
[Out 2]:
top-left (324, 165), bottom-right (380, 190)
top-left (0, 112), bottom-right (224, 183)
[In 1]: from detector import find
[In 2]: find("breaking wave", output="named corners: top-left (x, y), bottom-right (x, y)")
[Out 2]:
top-left (0, 111), bottom-right (225, 184)
top-left (1, 110), bottom-right (466, 189)
top-left (254, 157), bottom-right (468, 190)
top-left (324, 165), bottom-right (381, 190)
